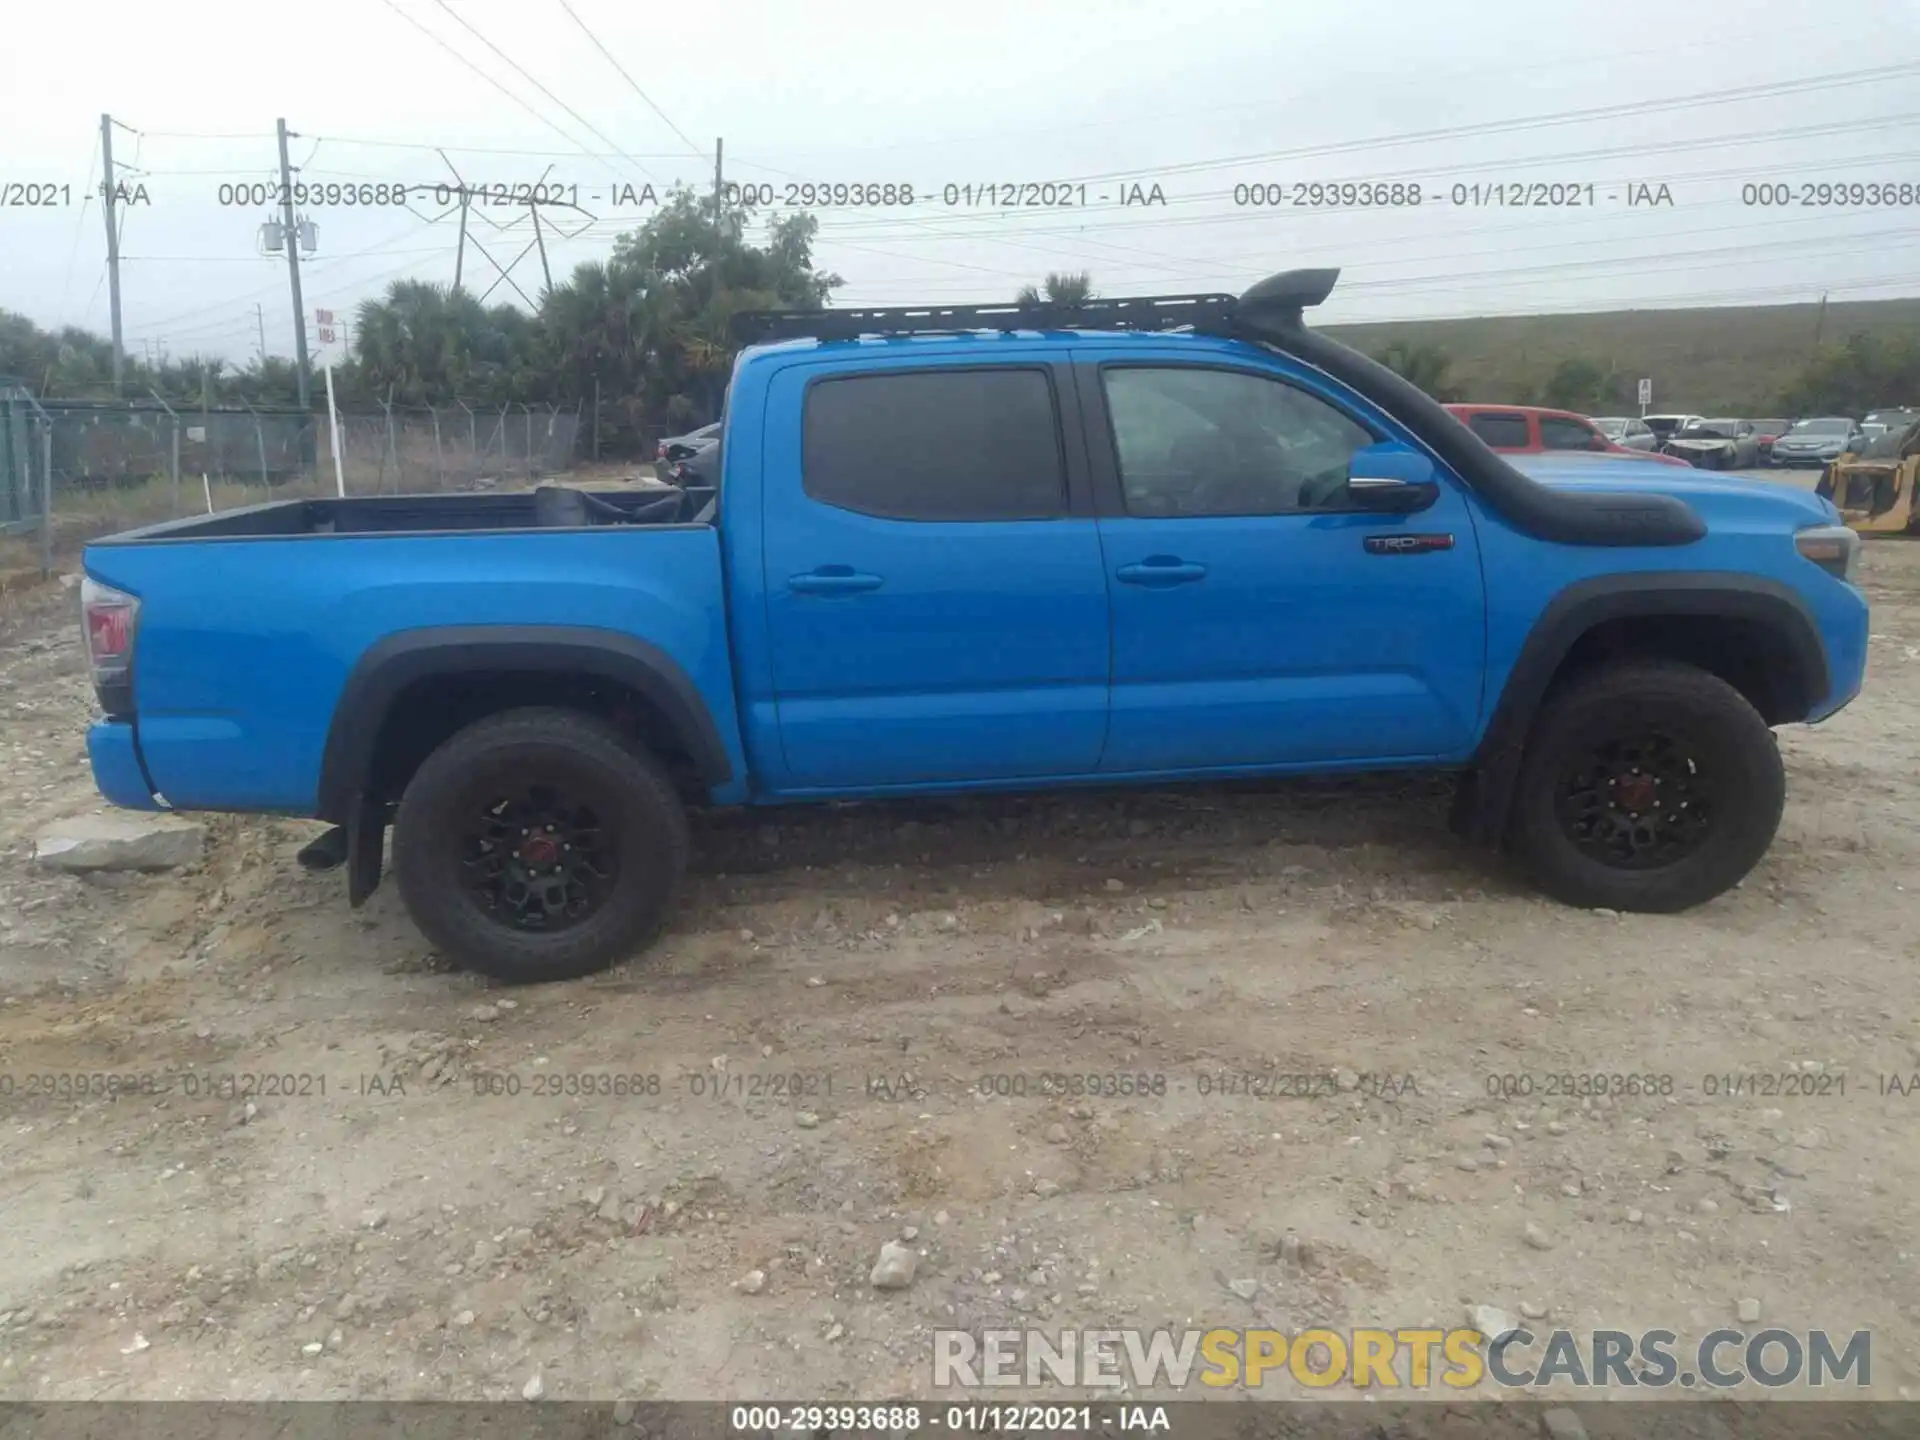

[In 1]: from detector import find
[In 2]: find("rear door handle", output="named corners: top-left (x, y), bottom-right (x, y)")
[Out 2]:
top-left (1116, 557), bottom-right (1208, 587)
top-left (789, 567), bottom-right (884, 595)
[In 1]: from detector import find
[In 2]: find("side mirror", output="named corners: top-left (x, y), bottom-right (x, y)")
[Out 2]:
top-left (1347, 442), bottom-right (1440, 513)
top-left (1589, 433), bottom-right (1611, 451)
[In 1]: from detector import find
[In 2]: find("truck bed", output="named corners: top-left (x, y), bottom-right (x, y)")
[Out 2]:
top-left (90, 483), bottom-right (710, 545)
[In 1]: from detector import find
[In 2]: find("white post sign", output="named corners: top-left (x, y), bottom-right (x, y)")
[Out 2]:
top-left (1637, 378), bottom-right (1653, 415)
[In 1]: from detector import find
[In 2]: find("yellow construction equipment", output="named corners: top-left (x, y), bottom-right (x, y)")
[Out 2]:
top-left (1816, 418), bottom-right (1920, 536)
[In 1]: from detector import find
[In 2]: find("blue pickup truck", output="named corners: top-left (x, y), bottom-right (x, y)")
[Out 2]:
top-left (78, 270), bottom-right (1868, 983)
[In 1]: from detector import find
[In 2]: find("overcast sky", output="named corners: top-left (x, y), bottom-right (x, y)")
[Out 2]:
top-left (3, 0), bottom-right (1917, 367)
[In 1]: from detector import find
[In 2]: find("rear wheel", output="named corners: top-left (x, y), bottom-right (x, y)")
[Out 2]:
top-left (393, 707), bottom-right (688, 983)
top-left (1508, 661), bottom-right (1783, 913)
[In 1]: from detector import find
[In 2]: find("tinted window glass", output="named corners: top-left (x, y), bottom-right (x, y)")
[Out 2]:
top-left (1467, 412), bottom-right (1531, 448)
top-left (1102, 367), bottom-right (1374, 517)
top-left (802, 368), bottom-right (1065, 520)
top-left (1539, 416), bottom-right (1600, 450)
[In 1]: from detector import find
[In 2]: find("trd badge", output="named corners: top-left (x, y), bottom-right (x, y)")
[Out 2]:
top-left (1364, 534), bottom-right (1455, 555)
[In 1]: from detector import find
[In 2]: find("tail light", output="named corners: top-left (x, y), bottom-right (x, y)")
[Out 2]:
top-left (81, 575), bottom-right (139, 718)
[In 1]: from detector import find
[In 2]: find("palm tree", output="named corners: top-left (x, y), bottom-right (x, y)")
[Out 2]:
top-left (1375, 341), bottom-right (1459, 401)
top-left (1016, 272), bottom-right (1095, 307)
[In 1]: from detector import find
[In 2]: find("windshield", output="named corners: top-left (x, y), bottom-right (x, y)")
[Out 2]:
top-left (1681, 420), bottom-right (1735, 437)
top-left (1594, 418), bottom-right (1627, 437)
top-left (1790, 419), bottom-right (1852, 436)
top-left (1643, 416), bottom-right (1688, 437)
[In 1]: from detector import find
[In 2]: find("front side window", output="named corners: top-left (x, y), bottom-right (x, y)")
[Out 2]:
top-left (802, 368), bottom-right (1066, 521)
top-left (1540, 416), bottom-right (1601, 450)
top-left (1102, 366), bottom-right (1374, 517)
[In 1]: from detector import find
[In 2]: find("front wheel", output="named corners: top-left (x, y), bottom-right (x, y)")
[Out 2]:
top-left (393, 707), bottom-right (689, 983)
top-left (1508, 661), bottom-right (1784, 913)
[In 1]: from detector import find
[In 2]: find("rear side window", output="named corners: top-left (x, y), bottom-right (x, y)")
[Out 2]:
top-left (1539, 416), bottom-right (1599, 450)
top-left (1467, 412), bottom-right (1531, 448)
top-left (802, 368), bottom-right (1066, 521)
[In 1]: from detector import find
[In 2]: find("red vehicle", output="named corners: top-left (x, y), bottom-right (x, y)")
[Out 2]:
top-left (1444, 404), bottom-right (1692, 467)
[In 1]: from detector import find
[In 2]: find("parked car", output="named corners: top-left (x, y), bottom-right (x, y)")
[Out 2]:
top-left (1664, 418), bottom-right (1763, 471)
top-left (663, 438), bottom-right (720, 500)
top-left (655, 420), bottom-right (720, 464)
top-left (1642, 414), bottom-right (1705, 446)
top-left (1750, 419), bottom-right (1794, 463)
top-left (1593, 416), bottom-right (1661, 452)
top-left (1445, 404), bottom-right (1692, 467)
top-left (1859, 409), bottom-right (1920, 448)
top-left (1771, 416), bottom-right (1865, 468)
top-left (77, 268), bottom-right (1868, 983)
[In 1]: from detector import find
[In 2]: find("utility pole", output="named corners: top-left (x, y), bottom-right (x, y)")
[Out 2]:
top-left (275, 118), bottom-right (311, 410)
top-left (530, 202), bottom-right (552, 296)
top-left (453, 190), bottom-right (469, 293)
top-left (1811, 290), bottom-right (1829, 356)
top-left (255, 303), bottom-right (268, 364)
top-left (100, 113), bottom-right (125, 395)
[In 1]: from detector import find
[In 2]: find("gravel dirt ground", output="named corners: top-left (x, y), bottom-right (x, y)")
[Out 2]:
top-left (1, 469), bottom-right (1916, 1408)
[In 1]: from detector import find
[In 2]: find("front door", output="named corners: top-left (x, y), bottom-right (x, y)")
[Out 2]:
top-left (1081, 355), bottom-right (1488, 773)
top-left (759, 357), bottom-right (1110, 790)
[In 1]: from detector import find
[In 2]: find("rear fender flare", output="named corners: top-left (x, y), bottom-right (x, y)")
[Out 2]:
top-left (1453, 573), bottom-right (1828, 844)
top-left (315, 624), bottom-right (732, 825)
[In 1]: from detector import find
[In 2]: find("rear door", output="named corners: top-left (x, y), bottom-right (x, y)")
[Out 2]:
top-left (1080, 351), bottom-right (1487, 773)
top-left (757, 355), bottom-right (1110, 790)
top-left (1464, 410), bottom-right (1533, 451)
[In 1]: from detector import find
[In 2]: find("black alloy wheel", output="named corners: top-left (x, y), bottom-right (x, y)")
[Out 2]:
top-left (1553, 730), bottom-right (1712, 870)
top-left (394, 707), bottom-right (689, 982)
top-left (459, 781), bottom-right (617, 932)
top-left (1508, 661), bottom-right (1784, 913)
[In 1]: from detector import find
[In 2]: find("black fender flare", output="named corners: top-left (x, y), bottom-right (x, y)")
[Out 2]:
top-left (1453, 573), bottom-right (1829, 845)
top-left (315, 624), bottom-right (733, 828)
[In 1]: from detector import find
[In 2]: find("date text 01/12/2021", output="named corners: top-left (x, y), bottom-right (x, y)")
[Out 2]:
top-left (1230, 180), bottom-right (1677, 207)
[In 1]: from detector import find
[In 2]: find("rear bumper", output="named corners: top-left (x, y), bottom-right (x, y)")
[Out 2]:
top-left (87, 721), bottom-right (163, 811)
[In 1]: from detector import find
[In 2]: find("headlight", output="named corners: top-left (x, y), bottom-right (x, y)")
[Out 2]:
top-left (1796, 523), bottom-right (1860, 582)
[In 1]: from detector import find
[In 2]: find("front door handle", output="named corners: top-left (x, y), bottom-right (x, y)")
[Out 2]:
top-left (789, 566), bottom-right (884, 595)
top-left (1116, 557), bottom-right (1208, 587)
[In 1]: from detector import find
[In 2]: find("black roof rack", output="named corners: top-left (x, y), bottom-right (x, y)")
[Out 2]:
top-left (731, 267), bottom-right (1341, 347)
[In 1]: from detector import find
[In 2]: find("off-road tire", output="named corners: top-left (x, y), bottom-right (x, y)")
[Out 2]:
top-left (1509, 661), bottom-right (1784, 913)
top-left (393, 707), bottom-right (689, 983)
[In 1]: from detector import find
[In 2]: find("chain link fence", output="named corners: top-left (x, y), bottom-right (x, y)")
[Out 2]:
top-left (0, 395), bottom-right (583, 581)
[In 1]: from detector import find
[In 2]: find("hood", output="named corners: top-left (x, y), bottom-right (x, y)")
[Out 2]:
top-left (1775, 433), bottom-right (1845, 448)
top-left (1508, 453), bottom-right (1838, 526)
top-left (1667, 435), bottom-right (1734, 448)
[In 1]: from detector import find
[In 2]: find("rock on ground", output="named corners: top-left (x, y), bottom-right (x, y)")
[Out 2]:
top-left (869, 1241), bottom-right (918, 1289)
top-left (34, 814), bottom-right (205, 872)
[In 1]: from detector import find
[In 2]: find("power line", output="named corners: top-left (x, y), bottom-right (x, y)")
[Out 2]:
top-left (426, 0), bottom-right (659, 180)
top-left (718, 18), bottom-right (1866, 159)
top-left (58, 135), bottom-right (99, 322)
top-left (377, 0), bottom-right (639, 183)
top-left (1330, 271), bottom-right (1920, 324)
top-left (304, 134), bottom-right (695, 159)
top-left (555, 0), bottom-right (705, 157)
top-left (128, 218), bottom-right (456, 335)
top-left (783, 110), bottom-right (1920, 243)
top-left (832, 230), bottom-right (1915, 304)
